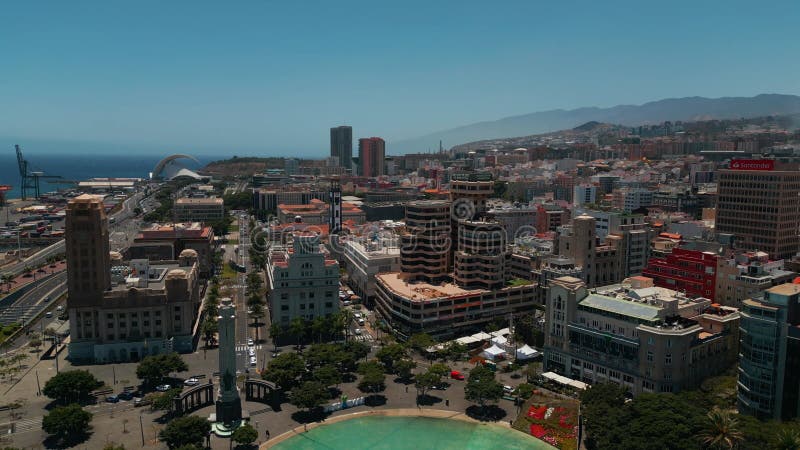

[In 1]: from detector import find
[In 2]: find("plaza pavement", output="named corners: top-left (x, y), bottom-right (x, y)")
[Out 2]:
top-left (0, 338), bottom-right (527, 450)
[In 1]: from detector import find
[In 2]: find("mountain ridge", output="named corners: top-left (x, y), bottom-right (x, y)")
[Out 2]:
top-left (391, 93), bottom-right (800, 153)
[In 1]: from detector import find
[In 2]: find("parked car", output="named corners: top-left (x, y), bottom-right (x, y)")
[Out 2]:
top-left (450, 371), bottom-right (465, 381)
top-left (248, 348), bottom-right (256, 357)
top-left (184, 378), bottom-right (200, 386)
top-left (357, 318), bottom-right (365, 326)
top-left (105, 395), bottom-right (120, 403)
top-left (354, 328), bottom-right (362, 335)
top-left (249, 356), bottom-right (257, 366)
top-left (155, 384), bottom-right (171, 392)
top-left (133, 397), bottom-right (151, 407)
top-left (503, 385), bottom-right (514, 394)
top-left (247, 338), bottom-right (254, 347)
top-left (118, 391), bottom-right (134, 401)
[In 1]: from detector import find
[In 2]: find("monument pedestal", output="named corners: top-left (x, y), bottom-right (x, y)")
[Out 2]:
top-left (209, 298), bottom-right (248, 437)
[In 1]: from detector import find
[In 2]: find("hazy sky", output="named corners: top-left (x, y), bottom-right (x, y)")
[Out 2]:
top-left (2, 0), bottom-right (799, 156)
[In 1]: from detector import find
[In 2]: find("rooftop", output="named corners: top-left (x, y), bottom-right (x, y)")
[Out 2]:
top-left (767, 283), bottom-right (800, 297)
top-left (580, 294), bottom-right (661, 321)
top-left (175, 197), bottom-right (223, 205)
top-left (377, 273), bottom-right (481, 301)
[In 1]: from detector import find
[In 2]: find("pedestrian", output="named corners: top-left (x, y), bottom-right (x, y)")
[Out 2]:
top-left (266, 430), bottom-right (270, 440)
top-left (405, 386), bottom-right (408, 393)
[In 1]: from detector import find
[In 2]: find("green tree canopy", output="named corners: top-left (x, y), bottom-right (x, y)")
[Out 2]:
top-left (407, 333), bottom-right (435, 353)
top-left (313, 364), bottom-right (342, 388)
top-left (42, 370), bottom-right (103, 404)
top-left (150, 388), bottom-right (182, 413)
top-left (290, 381), bottom-right (328, 412)
top-left (231, 422), bottom-right (258, 445)
top-left (262, 352), bottom-right (306, 390)
top-left (357, 360), bottom-right (386, 394)
top-left (376, 343), bottom-right (406, 373)
top-left (464, 365), bottom-right (503, 412)
top-left (136, 353), bottom-right (188, 386)
top-left (159, 415), bottom-right (211, 449)
top-left (394, 359), bottom-right (417, 381)
top-left (42, 403), bottom-right (92, 442)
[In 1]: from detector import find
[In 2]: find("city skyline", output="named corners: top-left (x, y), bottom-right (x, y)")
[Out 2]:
top-left (2, 0), bottom-right (799, 154)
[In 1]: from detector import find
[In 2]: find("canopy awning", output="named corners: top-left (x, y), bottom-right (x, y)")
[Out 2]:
top-left (471, 332), bottom-right (492, 340)
top-left (456, 336), bottom-right (479, 345)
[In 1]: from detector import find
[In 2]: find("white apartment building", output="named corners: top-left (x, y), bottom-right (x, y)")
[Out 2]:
top-left (174, 197), bottom-right (225, 222)
top-left (343, 234), bottom-right (401, 302)
top-left (267, 232), bottom-right (340, 326)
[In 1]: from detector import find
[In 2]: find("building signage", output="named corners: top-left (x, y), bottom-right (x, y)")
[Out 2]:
top-left (729, 159), bottom-right (774, 171)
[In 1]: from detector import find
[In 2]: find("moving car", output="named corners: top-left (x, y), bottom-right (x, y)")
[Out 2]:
top-left (118, 391), bottom-right (135, 401)
top-left (247, 338), bottom-right (254, 347)
top-left (450, 371), bottom-right (465, 381)
top-left (184, 378), bottom-right (200, 386)
top-left (248, 348), bottom-right (256, 357)
top-left (503, 385), bottom-right (514, 394)
top-left (354, 328), bottom-right (362, 335)
top-left (249, 356), bottom-right (257, 366)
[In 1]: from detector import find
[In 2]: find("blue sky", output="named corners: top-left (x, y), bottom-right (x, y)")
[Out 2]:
top-left (1, 0), bottom-right (799, 156)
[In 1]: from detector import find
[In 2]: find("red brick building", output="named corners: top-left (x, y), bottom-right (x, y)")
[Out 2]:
top-left (642, 247), bottom-right (719, 299)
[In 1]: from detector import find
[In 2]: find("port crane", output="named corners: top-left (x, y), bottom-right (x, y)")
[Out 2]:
top-left (15, 144), bottom-right (62, 200)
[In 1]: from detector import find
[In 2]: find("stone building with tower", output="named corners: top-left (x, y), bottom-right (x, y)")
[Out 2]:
top-left (66, 195), bottom-right (201, 363)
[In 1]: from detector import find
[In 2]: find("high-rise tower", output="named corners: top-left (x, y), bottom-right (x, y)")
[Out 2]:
top-left (330, 126), bottom-right (353, 170)
top-left (358, 137), bottom-right (386, 177)
top-left (66, 194), bottom-right (111, 308)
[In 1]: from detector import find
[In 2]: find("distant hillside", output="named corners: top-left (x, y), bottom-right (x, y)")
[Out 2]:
top-left (392, 94), bottom-right (800, 153)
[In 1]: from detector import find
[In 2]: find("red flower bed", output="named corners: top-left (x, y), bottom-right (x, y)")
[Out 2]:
top-left (530, 424), bottom-right (547, 438)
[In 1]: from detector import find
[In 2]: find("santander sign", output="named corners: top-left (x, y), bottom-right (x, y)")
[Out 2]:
top-left (729, 159), bottom-right (774, 171)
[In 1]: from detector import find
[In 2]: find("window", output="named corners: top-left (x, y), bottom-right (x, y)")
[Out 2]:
top-left (107, 322), bottom-right (114, 329)
top-left (143, 320), bottom-right (150, 326)
top-left (646, 351), bottom-right (653, 362)
top-left (647, 336), bottom-right (655, 345)
top-left (325, 302), bottom-right (333, 308)
top-left (325, 291), bottom-right (333, 298)
top-left (281, 305), bottom-right (289, 311)
top-left (665, 354), bottom-right (672, 365)
top-left (280, 293), bottom-right (288, 300)
top-left (155, 320), bottom-right (162, 326)
top-left (300, 304), bottom-right (306, 310)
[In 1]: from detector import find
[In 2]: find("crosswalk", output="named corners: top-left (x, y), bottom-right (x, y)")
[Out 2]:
top-left (235, 344), bottom-right (263, 351)
top-left (353, 334), bottom-right (373, 342)
top-left (5, 416), bottom-right (42, 434)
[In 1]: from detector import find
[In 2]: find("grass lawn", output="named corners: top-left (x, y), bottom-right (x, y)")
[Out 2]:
top-left (229, 223), bottom-right (239, 232)
top-left (221, 263), bottom-right (238, 281)
top-left (512, 390), bottom-right (580, 450)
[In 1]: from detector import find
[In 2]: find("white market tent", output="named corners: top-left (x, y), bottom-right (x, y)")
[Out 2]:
top-left (491, 335), bottom-right (508, 346)
top-left (472, 332), bottom-right (492, 340)
top-left (515, 344), bottom-right (540, 360)
top-left (541, 371), bottom-right (588, 390)
top-left (569, 380), bottom-right (588, 390)
top-left (481, 344), bottom-right (507, 360)
top-left (456, 336), bottom-right (479, 345)
top-left (490, 328), bottom-right (511, 338)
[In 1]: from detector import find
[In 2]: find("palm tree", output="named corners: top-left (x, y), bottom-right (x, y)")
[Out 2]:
top-left (269, 323), bottom-right (283, 351)
top-left (289, 317), bottom-right (306, 351)
top-left (774, 428), bottom-right (800, 450)
top-left (311, 316), bottom-right (326, 343)
top-left (698, 408), bottom-right (744, 450)
top-left (1, 274), bottom-right (13, 292)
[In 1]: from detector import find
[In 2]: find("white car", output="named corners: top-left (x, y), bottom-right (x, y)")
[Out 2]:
top-left (248, 348), bottom-right (256, 357)
top-left (247, 338), bottom-right (254, 347)
top-left (155, 384), bottom-right (171, 392)
top-left (249, 356), bottom-right (257, 366)
top-left (354, 328), bottom-right (362, 335)
top-left (184, 378), bottom-right (200, 386)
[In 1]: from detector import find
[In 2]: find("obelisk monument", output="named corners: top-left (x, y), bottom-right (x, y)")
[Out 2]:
top-left (215, 297), bottom-right (242, 425)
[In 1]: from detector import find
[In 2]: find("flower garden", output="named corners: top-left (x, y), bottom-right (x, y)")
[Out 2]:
top-left (512, 391), bottom-right (579, 450)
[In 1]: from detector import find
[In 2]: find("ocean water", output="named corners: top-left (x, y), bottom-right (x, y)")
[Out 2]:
top-left (0, 152), bottom-right (214, 199)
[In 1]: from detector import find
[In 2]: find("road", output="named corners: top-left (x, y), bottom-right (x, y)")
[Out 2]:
top-left (2, 191), bottom-right (143, 278)
top-left (0, 190), bottom-right (145, 352)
